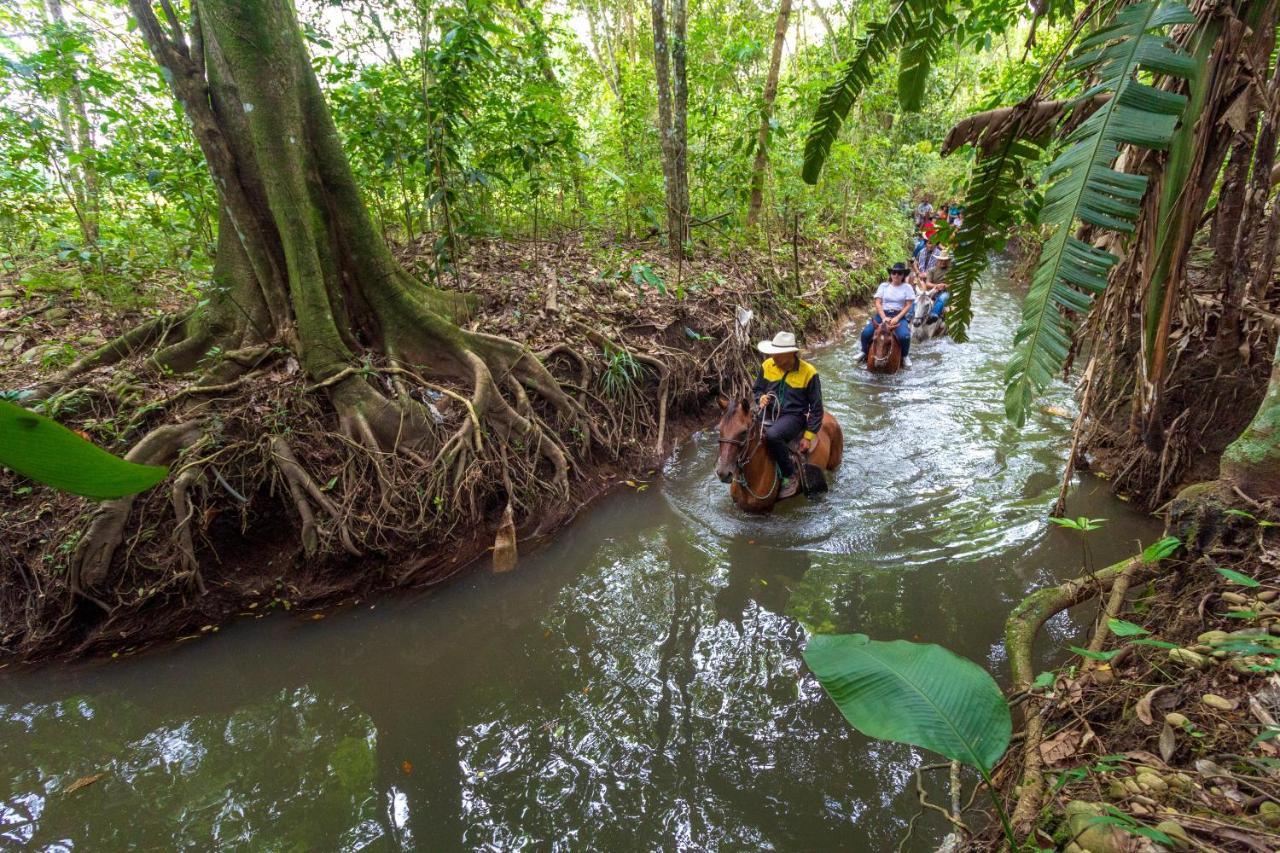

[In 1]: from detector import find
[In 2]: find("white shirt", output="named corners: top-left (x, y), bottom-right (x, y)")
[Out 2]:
top-left (875, 281), bottom-right (915, 314)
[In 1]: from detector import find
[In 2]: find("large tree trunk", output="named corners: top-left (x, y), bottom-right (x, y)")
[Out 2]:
top-left (746, 0), bottom-right (792, 228)
top-left (43, 0), bottom-right (98, 247)
top-left (1221, 334), bottom-right (1280, 497)
top-left (1211, 122), bottom-right (1257, 356)
top-left (68, 0), bottom-right (593, 592)
top-left (651, 0), bottom-right (690, 257)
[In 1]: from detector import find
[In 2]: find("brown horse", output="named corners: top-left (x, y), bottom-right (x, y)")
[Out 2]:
top-left (714, 396), bottom-right (843, 513)
top-left (866, 319), bottom-right (903, 373)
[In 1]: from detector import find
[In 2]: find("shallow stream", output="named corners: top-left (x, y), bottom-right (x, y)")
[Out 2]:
top-left (1, 262), bottom-right (1160, 850)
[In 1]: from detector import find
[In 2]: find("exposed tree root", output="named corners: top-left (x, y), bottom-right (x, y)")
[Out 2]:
top-left (70, 420), bottom-right (205, 596)
top-left (1002, 556), bottom-right (1149, 837)
top-left (270, 436), bottom-right (360, 557)
top-left (28, 311), bottom-right (189, 402)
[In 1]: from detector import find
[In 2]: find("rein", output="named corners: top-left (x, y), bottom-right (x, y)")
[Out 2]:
top-left (718, 407), bottom-right (779, 501)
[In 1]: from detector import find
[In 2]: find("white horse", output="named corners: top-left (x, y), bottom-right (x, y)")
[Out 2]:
top-left (912, 286), bottom-right (945, 343)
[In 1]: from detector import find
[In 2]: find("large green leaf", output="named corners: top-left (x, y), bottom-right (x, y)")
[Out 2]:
top-left (1004, 0), bottom-right (1198, 425)
top-left (803, 633), bottom-right (1011, 771)
top-left (0, 399), bottom-right (168, 499)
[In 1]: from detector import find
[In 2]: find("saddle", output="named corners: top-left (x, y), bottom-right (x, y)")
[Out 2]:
top-left (765, 420), bottom-right (827, 497)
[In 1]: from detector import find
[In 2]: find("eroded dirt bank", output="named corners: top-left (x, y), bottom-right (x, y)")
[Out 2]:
top-left (0, 233), bottom-right (883, 663)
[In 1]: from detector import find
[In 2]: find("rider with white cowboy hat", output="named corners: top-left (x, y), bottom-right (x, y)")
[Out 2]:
top-left (753, 331), bottom-right (825, 499)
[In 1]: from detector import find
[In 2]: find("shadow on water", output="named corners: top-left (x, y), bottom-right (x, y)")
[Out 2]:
top-left (0, 259), bottom-right (1161, 850)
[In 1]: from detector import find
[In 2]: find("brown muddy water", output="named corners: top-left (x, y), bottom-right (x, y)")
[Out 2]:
top-left (1, 262), bottom-right (1160, 851)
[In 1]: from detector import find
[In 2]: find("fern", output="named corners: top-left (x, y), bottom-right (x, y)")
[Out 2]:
top-left (945, 134), bottom-right (1044, 343)
top-left (802, 0), bottom-right (938, 184)
top-left (1004, 0), bottom-right (1198, 425)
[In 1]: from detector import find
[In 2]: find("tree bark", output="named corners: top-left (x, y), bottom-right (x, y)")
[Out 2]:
top-left (43, 0), bottom-right (99, 247)
top-left (1247, 43), bottom-right (1280, 303)
top-left (1212, 122), bottom-right (1257, 355)
top-left (747, 0), bottom-right (792, 228)
top-left (651, 0), bottom-right (690, 257)
top-left (1221, 333), bottom-right (1280, 498)
top-left (125, 0), bottom-right (583, 468)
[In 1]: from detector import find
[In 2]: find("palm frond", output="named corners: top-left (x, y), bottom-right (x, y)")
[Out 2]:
top-left (944, 135), bottom-right (1044, 343)
top-left (897, 5), bottom-right (951, 112)
top-left (1004, 0), bottom-right (1198, 426)
top-left (802, 0), bottom-right (940, 184)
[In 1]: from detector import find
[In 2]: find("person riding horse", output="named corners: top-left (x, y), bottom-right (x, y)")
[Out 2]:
top-left (752, 331), bottom-right (825, 500)
top-left (922, 248), bottom-right (951, 322)
top-left (861, 263), bottom-right (915, 367)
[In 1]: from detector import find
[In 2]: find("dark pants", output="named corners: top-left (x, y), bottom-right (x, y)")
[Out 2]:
top-left (861, 313), bottom-right (911, 358)
top-left (765, 413), bottom-right (806, 478)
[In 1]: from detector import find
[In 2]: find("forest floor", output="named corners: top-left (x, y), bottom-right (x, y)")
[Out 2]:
top-left (0, 231), bottom-right (883, 663)
top-left (974, 487), bottom-right (1280, 852)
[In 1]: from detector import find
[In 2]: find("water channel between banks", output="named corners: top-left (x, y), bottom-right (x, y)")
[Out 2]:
top-left (1, 261), bottom-right (1161, 851)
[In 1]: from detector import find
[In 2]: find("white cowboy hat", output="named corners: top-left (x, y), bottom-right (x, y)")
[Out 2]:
top-left (757, 331), bottom-right (800, 354)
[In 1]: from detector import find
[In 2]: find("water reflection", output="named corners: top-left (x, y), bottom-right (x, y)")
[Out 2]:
top-left (0, 263), bottom-right (1160, 850)
top-left (1, 687), bottom-right (383, 849)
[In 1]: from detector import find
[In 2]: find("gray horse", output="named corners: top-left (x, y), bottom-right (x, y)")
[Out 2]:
top-left (911, 287), bottom-right (946, 343)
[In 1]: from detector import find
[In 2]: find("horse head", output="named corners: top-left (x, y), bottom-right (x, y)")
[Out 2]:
top-left (913, 288), bottom-right (933, 325)
top-left (715, 395), bottom-right (753, 483)
top-left (869, 321), bottom-right (897, 370)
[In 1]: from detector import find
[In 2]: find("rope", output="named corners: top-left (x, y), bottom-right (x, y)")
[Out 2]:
top-left (734, 410), bottom-right (781, 501)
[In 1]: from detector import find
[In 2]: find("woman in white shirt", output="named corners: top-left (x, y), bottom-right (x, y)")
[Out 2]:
top-left (859, 262), bottom-right (915, 367)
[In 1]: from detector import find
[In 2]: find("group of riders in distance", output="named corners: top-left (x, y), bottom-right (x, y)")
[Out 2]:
top-left (715, 197), bottom-right (962, 511)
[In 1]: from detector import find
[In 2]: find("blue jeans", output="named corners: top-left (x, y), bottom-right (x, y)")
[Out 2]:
top-left (861, 314), bottom-right (911, 358)
top-left (764, 413), bottom-right (805, 478)
top-left (930, 290), bottom-right (949, 318)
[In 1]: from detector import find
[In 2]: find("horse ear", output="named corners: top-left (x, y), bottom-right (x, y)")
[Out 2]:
top-left (716, 394), bottom-right (729, 411)
top-left (739, 399), bottom-right (750, 414)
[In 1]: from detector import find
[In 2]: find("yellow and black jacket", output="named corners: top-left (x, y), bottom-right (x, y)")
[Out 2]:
top-left (752, 357), bottom-right (824, 440)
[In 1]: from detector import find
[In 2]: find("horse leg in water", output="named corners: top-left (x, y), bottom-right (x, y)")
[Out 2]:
top-left (795, 412), bottom-right (843, 495)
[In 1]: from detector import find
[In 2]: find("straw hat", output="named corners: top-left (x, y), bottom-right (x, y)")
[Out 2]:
top-left (757, 331), bottom-right (800, 355)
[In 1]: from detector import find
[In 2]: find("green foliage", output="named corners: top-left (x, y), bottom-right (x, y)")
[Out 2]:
top-left (1142, 535), bottom-right (1181, 561)
top-left (1003, 0), bottom-right (1198, 425)
top-left (803, 0), bottom-right (927, 184)
top-left (0, 399), bottom-right (167, 498)
top-left (0, 0), bottom-right (986, 308)
top-left (802, 633), bottom-right (1011, 771)
top-left (599, 346), bottom-right (640, 398)
top-left (1049, 516), bottom-right (1106, 532)
top-left (943, 136), bottom-right (1045, 342)
top-left (1216, 567), bottom-right (1261, 588)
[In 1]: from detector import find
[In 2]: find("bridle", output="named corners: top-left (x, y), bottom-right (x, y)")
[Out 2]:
top-left (717, 405), bottom-right (779, 500)
top-left (870, 322), bottom-right (895, 369)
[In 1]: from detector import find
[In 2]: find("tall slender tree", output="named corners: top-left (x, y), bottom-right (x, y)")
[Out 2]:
top-left (651, 0), bottom-right (690, 256)
top-left (43, 0), bottom-right (98, 247)
top-left (747, 0), bottom-right (793, 227)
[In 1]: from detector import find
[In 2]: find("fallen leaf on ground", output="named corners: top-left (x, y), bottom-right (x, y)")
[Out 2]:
top-left (64, 773), bottom-right (105, 794)
top-left (1159, 724), bottom-right (1177, 762)
top-left (1039, 728), bottom-right (1082, 765)
top-left (1136, 685), bottom-right (1168, 726)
